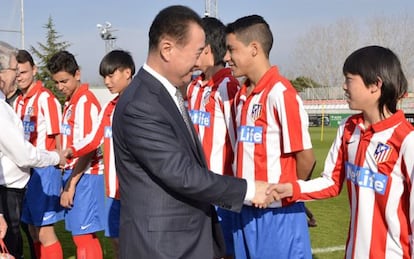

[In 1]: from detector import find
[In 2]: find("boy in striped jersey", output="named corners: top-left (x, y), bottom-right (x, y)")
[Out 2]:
top-left (62, 50), bottom-right (135, 259)
top-left (186, 17), bottom-right (239, 258)
top-left (47, 51), bottom-right (105, 259)
top-left (224, 15), bottom-right (315, 258)
top-left (15, 49), bottom-right (64, 259)
top-left (272, 46), bottom-right (414, 259)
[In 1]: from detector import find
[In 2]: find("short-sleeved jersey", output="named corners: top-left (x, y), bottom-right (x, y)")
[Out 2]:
top-left (187, 68), bottom-right (239, 176)
top-left (234, 66), bottom-right (312, 207)
top-left (14, 81), bottom-right (61, 150)
top-left (70, 96), bottom-right (119, 198)
top-left (61, 84), bottom-right (103, 175)
top-left (295, 111), bottom-right (414, 259)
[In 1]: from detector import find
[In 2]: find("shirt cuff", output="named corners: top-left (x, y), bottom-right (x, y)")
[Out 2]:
top-left (244, 179), bottom-right (255, 201)
top-left (50, 151), bottom-right (60, 165)
top-left (69, 146), bottom-right (77, 157)
top-left (284, 180), bottom-right (302, 203)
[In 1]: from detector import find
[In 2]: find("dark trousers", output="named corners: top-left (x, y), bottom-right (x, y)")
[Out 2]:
top-left (0, 185), bottom-right (25, 259)
top-left (21, 221), bottom-right (37, 259)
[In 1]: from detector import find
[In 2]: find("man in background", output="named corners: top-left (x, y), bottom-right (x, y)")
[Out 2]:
top-left (0, 40), bottom-right (64, 259)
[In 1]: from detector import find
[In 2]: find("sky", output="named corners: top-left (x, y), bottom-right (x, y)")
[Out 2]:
top-left (1, 0), bottom-right (413, 84)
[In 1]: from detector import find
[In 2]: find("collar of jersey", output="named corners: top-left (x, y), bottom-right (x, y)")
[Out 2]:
top-left (353, 110), bottom-right (406, 133)
top-left (23, 80), bottom-right (43, 99)
top-left (66, 83), bottom-right (89, 106)
top-left (241, 66), bottom-right (280, 95)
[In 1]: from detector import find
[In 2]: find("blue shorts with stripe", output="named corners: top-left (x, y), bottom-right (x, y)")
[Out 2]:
top-left (62, 170), bottom-right (105, 235)
top-left (21, 166), bottom-right (64, 226)
top-left (232, 202), bottom-right (312, 259)
top-left (104, 197), bottom-right (120, 238)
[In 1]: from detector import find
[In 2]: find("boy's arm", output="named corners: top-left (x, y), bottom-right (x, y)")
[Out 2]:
top-left (60, 151), bottom-right (94, 208)
top-left (60, 91), bottom-right (102, 207)
top-left (295, 148), bottom-right (316, 180)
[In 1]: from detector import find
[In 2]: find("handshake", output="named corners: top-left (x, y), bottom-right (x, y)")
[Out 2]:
top-left (54, 148), bottom-right (74, 169)
top-left (251, 181), bottom-right (294, 208)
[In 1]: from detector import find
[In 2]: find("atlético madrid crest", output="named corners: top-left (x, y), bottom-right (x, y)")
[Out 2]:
top-left (203, 88), bottom-right (211, 105)
top-left (251, 104), bottom-right (262, 121)
top-left (374, 142), bottom-right (392, 163)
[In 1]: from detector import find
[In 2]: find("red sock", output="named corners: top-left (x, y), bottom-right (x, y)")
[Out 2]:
top-left (73, 234), bottom-right (103, 259)
top-left (92, 235), bottom-right (103, 258)
top-left (34, 241), bottom-right (41, 259)
top-left (40, 241), bottom-right (63, 259)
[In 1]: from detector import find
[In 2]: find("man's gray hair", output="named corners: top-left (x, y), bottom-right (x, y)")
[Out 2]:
top-left (0, 41), bottom-right (18, 71)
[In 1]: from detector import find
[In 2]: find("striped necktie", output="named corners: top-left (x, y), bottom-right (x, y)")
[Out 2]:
top-left (175, 88), bottom-right (195, 139)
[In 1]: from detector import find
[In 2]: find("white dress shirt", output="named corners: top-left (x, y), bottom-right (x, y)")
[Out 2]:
top-left (0, 91), bottom-right (59, 189)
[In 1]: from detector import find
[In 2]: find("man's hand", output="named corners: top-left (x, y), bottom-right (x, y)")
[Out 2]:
top-left (266, 183), bottom-right (293, 200)
top-left (0, 214), bottom-right (7, 239)
top-left (252, 181), bottom-right (280, 208)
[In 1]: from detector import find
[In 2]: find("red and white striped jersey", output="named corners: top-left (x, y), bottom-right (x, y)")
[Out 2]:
top-left (61, 84), bottom-right (103, 175)
top-left (187, 68), bottom-right (239, 176)
top-left (295, 111), bottom-right (414, 259)
top-left (234, 66), bottom-right (312, 207)
top-left (14, 81), bottom-right (61, 150)
top-left (70, 96), bottom-right (119, 198)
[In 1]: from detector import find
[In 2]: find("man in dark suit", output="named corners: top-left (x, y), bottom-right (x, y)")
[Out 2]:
top-left (112, 5), bottom-right (274, 259)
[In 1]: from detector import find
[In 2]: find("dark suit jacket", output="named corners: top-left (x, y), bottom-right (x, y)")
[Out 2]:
top-left (113, 67), bottom-right (247, 259)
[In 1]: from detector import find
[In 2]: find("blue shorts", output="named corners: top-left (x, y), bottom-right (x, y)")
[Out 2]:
top-left (232, 202), bottom-right (312, 259)
top-left (21, 166), bottom-right (64, 226)
top-left (62, 170), bottom-right (105, 235)
top-left (216, 207), bottom-right (234, 256)
top-left (104, 197), bottom-right (120, 238)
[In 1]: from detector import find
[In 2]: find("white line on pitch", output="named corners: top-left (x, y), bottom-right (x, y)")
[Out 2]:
top-left (312, 245), bottom-right (345, 254)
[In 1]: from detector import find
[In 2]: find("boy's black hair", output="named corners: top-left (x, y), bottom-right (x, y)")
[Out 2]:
top-left (343, 45), bottom-right (408, 115)
top-left (99, 49), bottom-right (135, 77)
top-left (16, 49), bottom-right (35, 67)
top-left (226, 15), bottom-right (273, 58)
top-left (47, 50), bottom-right (79, 76)
top-left (202, 17), bottom-right (226, 67)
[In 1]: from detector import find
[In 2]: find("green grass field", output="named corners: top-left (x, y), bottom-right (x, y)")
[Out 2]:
top-left (23, 126), bottom-right (349, 259)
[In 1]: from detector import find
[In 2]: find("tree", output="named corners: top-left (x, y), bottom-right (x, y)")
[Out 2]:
top-left (292, 19), bottom-right (360, 99)
top-left (290, 12), bottom-right (414, 99)
top-left (290, 76), bottom-right (322, 92)
top-left (30, 16), bottom-right (71, 104)
top-left (365, 14), bottom-right (414, 90)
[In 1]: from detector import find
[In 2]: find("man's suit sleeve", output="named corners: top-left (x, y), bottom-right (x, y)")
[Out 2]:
top-left (120, 95), bottom-right (247, 212)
